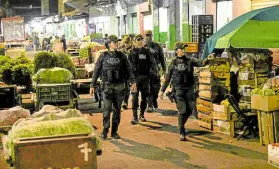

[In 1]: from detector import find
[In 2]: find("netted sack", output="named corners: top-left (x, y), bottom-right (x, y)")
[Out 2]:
top-left (263, 76), bottom-right (279, 90)
top-left (7, 117), bottom-right (101, 160)
top-left (31, 105), bottom-right (63, 118)
top-left (32, 67), bottom-right (73, 84)
top-left (0, 107), bottom-right (30, 126)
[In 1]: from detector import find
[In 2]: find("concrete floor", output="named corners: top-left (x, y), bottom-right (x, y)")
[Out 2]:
top-left (0, 96), bottom-right (277, 169)
top-left (85, 98), bottom-right (277, 169)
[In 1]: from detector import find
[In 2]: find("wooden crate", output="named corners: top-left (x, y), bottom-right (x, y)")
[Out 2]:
top-left (198, 119), bottom-right (212, 130)
top-left (257, 111), bottom-right (279, 145)
top-left (197, 105), bottom-right (211, 114)
top-left (198, 91), bottom-right (212, 100)
top-left (198, 112), bottom-right (212, 121)
top-left (199, 84), bottom-right (211, 91)
top-left (213, 120), bottom-right (235, 136)
top-left (6, 133), bottom-right (98, 169)
top-left (196, 98), bottom-right (212, 108)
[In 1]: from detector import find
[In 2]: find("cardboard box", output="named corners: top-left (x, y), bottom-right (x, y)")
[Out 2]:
top-left (252, 95), bottom-right (279, 111)
top-left (196, 98), bottom-right (212, 108)
top-left (197, 105), bottom-right (211, 114)
top-left (268, 144), bottom-right (279, 168)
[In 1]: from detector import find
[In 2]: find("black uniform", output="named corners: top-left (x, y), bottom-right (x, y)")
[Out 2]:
top-left (129, 47), bottom-right (158, 120)
top-left (120, 46), bottom-right (133, 108)
top-left (146, 42), bottom-right (166, 109)
top-left (91, 51), bottom-right (135, 135)
top-left (161, 55), bottom-right (206, 132)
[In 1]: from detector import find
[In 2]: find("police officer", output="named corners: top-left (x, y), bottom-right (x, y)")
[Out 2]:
top-left (159, 42), bottom-right (212, 141)
top-left (144, 30), bottom-right (166, 112)
top-left (90, 35), bottom-right (137, 140)
top-left (129, 34), bottom-right (158, 124)
top-left (119, 36), bottom-right (134, 110)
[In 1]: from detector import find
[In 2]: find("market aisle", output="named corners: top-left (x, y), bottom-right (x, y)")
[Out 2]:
top-left (87, 98), bottom-right (276, 169)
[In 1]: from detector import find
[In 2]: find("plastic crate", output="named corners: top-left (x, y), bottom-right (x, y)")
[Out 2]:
top-left (36, 83), bottom-right (72, 102)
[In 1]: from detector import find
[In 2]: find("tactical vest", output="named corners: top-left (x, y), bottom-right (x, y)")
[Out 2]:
top-left (102, 51), bottom-right (125, 83)
top-left (131, 48), bottom-right (151, 76)
top-left (172, 57), bottom-right (195, 86)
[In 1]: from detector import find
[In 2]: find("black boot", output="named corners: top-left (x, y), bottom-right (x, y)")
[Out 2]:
top-left (147, 106), bottom-right (153, 113)
top-left (139, 112), bottom-right (147, 122)
top-left (131, 111), bottom-right (139, 125)
top-left (131, 116), bottom-right (139, 125)
top-left (111, 132), bottom-right (121, 139)
top-left (101, 129), bottom-right (108, 140)
top-left (179, 128), bottom-right (187, 141)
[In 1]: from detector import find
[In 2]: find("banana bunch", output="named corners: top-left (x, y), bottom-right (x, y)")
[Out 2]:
top-left (251, 88), bottom-right (276, 96)
top-left (209, 62), bottom-right (230, 72)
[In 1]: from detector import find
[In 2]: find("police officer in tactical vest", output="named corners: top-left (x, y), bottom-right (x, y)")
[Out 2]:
top-left (160, 42), bottom-right (212, 141)
top-left (119, 36), bottom-right (134, 110)
top-left (144, 30), bottom-right (166, 112)
top-left (129, 34), bottom-right (158, 124)
top-left (90, 35), bottom-right (137, 139)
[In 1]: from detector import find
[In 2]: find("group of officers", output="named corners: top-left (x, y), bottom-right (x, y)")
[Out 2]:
top-left (90, 30), bottom-right (213, 141)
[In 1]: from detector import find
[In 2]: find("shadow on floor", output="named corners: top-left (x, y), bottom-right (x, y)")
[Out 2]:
top-left (152, 108), bottom-right (178, 116)
top-left (138, 120), bottom-right (222, 141)
top-left (188, 136), bottom-right (267, 160)
top-left (111, 138), bottom-right (207, 169)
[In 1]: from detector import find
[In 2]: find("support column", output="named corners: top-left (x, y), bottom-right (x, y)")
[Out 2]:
top-left (152, 0), bottom-right (160, 42)
top-left (167, 0), bottom-right (176, 50)
top-left (181, 0), bottom-right (190, 42)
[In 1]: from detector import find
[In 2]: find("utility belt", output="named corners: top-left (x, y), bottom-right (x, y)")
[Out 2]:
top-left (102, 69), bottom-right (124, 83)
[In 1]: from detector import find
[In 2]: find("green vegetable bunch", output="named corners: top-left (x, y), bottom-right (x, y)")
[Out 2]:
top-left (34, 52), bottom-right (59, 73)
top-left (56, 52), bottom-right (76, 77)
top-left (0, 55), bottom-right (14, 84)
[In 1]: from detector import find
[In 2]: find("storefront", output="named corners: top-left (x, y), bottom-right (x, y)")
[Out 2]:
top-left (251, 0), bottom-right (279, 10)
top-left (62, 19), bottom-right (87, 40)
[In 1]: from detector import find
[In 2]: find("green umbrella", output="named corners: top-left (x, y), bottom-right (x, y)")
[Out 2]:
top-left (203, 5), bottom-right (279, 59)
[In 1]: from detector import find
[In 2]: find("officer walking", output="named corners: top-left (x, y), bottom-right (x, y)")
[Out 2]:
top-left (119, 36), bottom-right (134, 110)
top-left (129, 34), bottom-right (158, 124)
top-left (159, 42), bottom-right (212, 141)
top-left (144, 30), bottom-right (166, 112)
top-left (90, 35), bottom-right (137, 140)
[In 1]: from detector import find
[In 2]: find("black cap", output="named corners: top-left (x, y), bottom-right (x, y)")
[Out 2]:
top-left (107, 35), bottom-right (121, 43)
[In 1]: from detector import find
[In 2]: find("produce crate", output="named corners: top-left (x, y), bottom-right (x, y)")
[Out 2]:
top-left (2, 133), bottom-right (99, 169)
top-left (198, 119), bottom-right (212, 130)
top-left (268, 144), bottom-right (279, 168)
top-left (257, 111), bottom-right (279, 145)
top-left (196, 98), bottom-right (212, 108)
top-left (36, 83), bottom-right (72, 102)
top-left (197, 105), bottom-right (211, 115)
top-left (252, 95), bottom-right (279, 112)
top-left (0, 86), bottom-right (18, 109)
top-left (35, 83), bottom-right (78, 111)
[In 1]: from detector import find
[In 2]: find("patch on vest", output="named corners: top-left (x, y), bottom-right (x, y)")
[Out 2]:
top-left (139, 54), bottom-right (147, 59)
top-left (107, 58), bottom-right (120, 65)
top-left (175, 64), bottom-right (187, 71)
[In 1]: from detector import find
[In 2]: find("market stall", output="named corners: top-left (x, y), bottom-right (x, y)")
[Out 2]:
top-left (198, 6), bottom-right (279, 142)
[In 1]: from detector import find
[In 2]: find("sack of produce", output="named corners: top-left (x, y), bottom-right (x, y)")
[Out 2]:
top-left (6, 108), bottom-right (101, 161)
top-left (31, 105), bottom-right (63, 118)
top-left (32, 67), bottom-right (73, 84)
top-left (263, 76), bottom-right (279, 90)
top-left (0, 107), bottom-right (30, 126)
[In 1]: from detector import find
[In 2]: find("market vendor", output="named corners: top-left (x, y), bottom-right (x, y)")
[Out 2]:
top-left (90, 35), bottom-right (137, 140)
top-left (159, 42), bottom-right (213, 141)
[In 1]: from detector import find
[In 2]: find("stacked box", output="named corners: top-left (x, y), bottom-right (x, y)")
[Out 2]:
top-left (197, 58), bottom-right (231, 130)
top-left (237, 52), bottom-right (272, 104)
top-left (211, 103), bottom-right (250, 136)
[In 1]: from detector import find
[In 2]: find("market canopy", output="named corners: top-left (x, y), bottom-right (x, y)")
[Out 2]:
top-left (202, 5), bottom-right (279, 59)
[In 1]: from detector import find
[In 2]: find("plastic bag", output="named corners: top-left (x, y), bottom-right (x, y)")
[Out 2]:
top-left (0, 107), bottom-right (30, 126)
